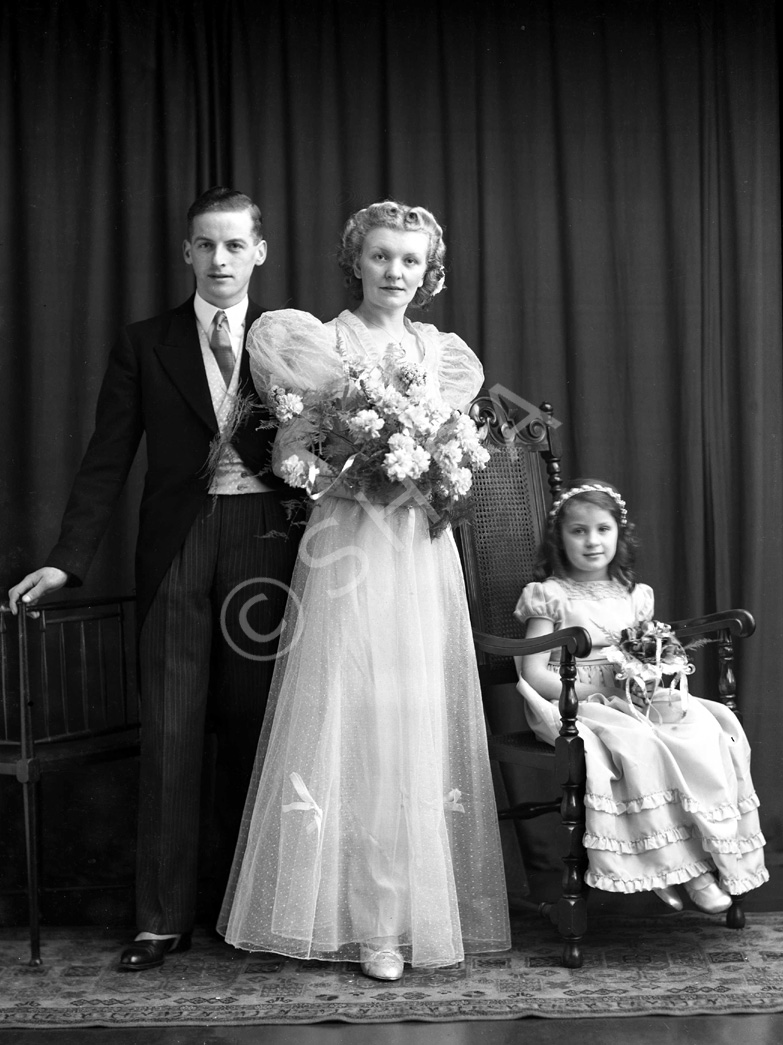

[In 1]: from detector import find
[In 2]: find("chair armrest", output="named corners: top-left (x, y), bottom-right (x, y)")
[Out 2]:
top-left (669, 608), bottom-right (753, 720)
top-left (472, 626), bottom-right (593, 660)
top-left (669, 608), bottom-right (755, 641)
top-left (473, 626), bottom-right (592, 743)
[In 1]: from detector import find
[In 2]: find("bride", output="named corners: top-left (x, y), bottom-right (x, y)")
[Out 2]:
top-left (218, 200), bottom-right (510, 981)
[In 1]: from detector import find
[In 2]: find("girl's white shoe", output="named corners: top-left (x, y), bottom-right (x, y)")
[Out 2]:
top-left (683, 872), bottom-right (732, 913)
top-left (653, 886), bottom-right (683, 911)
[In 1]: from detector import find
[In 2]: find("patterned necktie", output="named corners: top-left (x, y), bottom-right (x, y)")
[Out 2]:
top-left (209, 311), bottom-right (234, 386)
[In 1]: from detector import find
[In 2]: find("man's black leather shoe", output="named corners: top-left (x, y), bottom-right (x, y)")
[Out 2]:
top-left (118, 933), bottom-right (192, 971)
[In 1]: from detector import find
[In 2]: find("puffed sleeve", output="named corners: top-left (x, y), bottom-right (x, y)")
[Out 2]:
top-left (246, 309), bottom-right (346, 397)
top-left (244, 310), bottom-right (346, 482)
top-left (513, 579), bottom-right (567, 628)
top-left (413, 324), bottom-right (484, 410)
top-left (631, 583), bottom-right (655, 622)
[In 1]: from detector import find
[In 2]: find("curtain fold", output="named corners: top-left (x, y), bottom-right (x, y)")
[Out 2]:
top-left (1, 0), bottom-right (780, 845)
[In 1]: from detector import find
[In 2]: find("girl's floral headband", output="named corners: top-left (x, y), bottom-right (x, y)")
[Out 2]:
top-left (549, 483), bottom-right (628, 527)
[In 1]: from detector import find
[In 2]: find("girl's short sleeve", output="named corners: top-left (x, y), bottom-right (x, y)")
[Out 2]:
top-left (246, 309), bottom-right (346, 397)
top-left (513, 580), bottom-right (567, 628)
top-left (415, 325), bottom-right (484, 410)
top-left (632, 583), bottom-right (655, 622)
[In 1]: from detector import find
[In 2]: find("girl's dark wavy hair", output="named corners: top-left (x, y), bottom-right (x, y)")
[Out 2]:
top-left (533, 479), bottom-right (638, 591)
top-left (336, 200), bottom-right (446, 309)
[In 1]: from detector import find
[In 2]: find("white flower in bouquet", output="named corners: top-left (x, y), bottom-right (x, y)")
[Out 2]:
top-left (279, 454), bottom-right (311, 489)
top-left (432, 439), bottom-right (463, 470)
top-left (446, 465), bottom-right (473, 498)
top-left (469, 443), bottom-right (491, 468)
top-left (369, 383), bottom-right (406, 414)
top-left (451, 413), bottom-right (491, 467)
top-left (396, 361), bottom-right (427, 394)
top-left (346, 409), bottom-right (385, 442)
top-left (398, 401), bottom-right (444, 438)
top-left (383, 432), bottom-right (432, 481)
top-left (350, 365), bottom-right (386, 400)
top-left (451, 413), bottom-right (477, 440)
top-left (269, 385), bottom-right (304, 424)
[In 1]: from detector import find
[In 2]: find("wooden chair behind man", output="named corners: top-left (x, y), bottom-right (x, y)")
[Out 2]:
top-left (457, 390), bottom-right (754, 967)
top-left (0, 596), bottom-right (139, 965)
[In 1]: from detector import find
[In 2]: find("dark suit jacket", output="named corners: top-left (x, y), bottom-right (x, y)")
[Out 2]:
top-left (46, 296), bottom-right (287, 627)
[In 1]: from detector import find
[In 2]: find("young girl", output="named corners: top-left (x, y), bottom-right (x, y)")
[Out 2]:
top-left (514, 480), bottom-right (768, 912)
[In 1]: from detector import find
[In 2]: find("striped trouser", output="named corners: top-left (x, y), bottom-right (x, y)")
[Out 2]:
top-left (136, 492), bottom-right (298, 934)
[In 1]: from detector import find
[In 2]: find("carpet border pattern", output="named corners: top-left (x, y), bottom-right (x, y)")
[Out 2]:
top-left (2, 912), bottom-right (783, 1027)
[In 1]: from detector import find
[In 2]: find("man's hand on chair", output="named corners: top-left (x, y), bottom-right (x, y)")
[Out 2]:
top-left (8, 567), bottom-right (69, 614)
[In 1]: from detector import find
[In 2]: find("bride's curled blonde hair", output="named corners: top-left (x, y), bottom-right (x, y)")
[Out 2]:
top-left (337, 200), bottom-right (446, 309)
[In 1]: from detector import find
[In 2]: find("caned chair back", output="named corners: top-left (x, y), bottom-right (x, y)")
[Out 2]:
top-left (458, 394), bottom-right (563, 656)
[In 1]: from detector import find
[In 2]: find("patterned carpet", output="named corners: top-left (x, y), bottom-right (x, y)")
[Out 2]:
top-left (2, 911), bottom-right (783, 1027)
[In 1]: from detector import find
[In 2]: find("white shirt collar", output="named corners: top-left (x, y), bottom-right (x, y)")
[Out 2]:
top-left (194, 291), bottom-right (248, 336)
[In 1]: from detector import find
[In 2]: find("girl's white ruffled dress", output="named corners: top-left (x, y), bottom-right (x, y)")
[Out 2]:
top-left (218, 310), bottom-right (511, 967)
top-left (515, 577), bottom-right (768, 896)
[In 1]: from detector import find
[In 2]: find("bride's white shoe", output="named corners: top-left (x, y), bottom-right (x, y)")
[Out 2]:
top-left (360, 943), bottom-right (404, 981)
top-left (683, 873), bottom-right (732, 913)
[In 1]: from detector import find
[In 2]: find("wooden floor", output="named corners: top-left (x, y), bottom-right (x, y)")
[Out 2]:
top-left (2, 861), bottom-right (782, 1045)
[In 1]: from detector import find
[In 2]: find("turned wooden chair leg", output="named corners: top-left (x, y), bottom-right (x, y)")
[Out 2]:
top-left (553, 814), bottom-right (588, 968)
top-left (554, 651), bottom-right (588, 968)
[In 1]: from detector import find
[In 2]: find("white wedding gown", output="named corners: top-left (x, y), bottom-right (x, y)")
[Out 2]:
top-left (218, 310), bottom-right (511, 967)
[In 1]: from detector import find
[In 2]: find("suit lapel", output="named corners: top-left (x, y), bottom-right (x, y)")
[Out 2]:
top-left (154, 298), bottom-right (264, 432)
top-left (154, 300), bottom-right (217, 432)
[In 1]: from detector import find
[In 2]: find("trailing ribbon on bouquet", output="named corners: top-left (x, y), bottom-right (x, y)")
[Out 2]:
top-left (282, 772), bottom-right (323, 836)
top-left (307, 455), bottom-right (358, 501)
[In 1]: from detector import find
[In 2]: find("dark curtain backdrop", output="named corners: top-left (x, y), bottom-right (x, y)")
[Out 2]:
top-left (2, 0), bottom-right (781, 849)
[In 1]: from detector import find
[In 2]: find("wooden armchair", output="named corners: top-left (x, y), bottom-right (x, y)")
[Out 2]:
top-left (0, 596), bottom-right (139, 965)
top-left (457, 391), bottom-right (755, 967)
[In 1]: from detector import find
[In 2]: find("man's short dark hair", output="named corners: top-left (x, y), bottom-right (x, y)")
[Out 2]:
top-left (187, 187), bottom-right (264, 241)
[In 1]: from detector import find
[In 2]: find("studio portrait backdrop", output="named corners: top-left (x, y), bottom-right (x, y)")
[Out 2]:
top-left (1, 0), bottom-right (781, 916)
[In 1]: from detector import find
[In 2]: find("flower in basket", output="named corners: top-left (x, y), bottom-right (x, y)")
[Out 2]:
top-left (604, 619), bottom-right (694, 719)
top-left (266, 346), bottom-right (489, 537)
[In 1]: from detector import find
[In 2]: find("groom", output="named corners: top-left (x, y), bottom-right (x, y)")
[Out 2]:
top-left (8, 187), bottom-right (299, 970)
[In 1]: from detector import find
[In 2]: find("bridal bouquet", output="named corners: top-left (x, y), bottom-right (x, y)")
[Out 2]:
top-left (604, 619), bottom-right (695, 717)
top-left (266, 352), bottom-right (490, 537)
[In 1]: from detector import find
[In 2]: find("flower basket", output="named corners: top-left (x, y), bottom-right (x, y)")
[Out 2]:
top-left (605, 620), bottom-right (695, 724)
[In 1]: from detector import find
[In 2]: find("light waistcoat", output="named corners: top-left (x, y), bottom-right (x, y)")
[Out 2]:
top-left (197, 313), bottom-right (272, 495)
